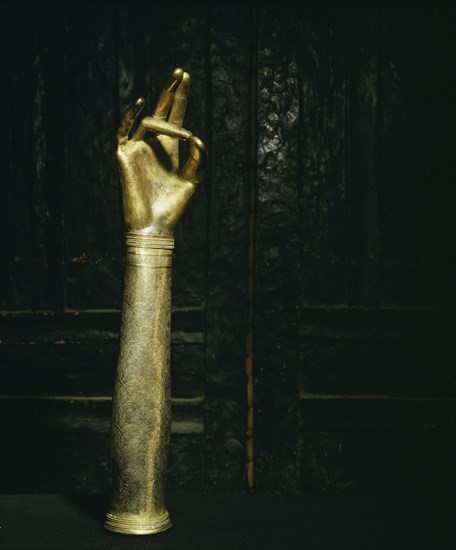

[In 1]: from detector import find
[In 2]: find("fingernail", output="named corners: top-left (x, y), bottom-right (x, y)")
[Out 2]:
top-left (180, 129), bottom-right (192, 140)
top-left (191, 136), bottom-right (206, 150)
top-left (167, 68), bottom-right (184, 92)
top-left (181, 72), bottom-right (191, 88)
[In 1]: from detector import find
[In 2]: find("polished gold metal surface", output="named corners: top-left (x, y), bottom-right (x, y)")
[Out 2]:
top-left (105, 68), bottom-right (206, 535)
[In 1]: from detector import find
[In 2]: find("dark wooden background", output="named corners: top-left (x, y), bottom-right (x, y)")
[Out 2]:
top-left (0, 1), bottom-right (454, 495)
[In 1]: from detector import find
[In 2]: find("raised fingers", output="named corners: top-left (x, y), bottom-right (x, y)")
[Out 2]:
top-left (168, 71), bottom-right (190, 128)
top-left (153, 68), bottom-right (184, 120)
top-left (117, 97), bottom-right (145, 146)
top-left (181, 136), bottom-right (207, 184)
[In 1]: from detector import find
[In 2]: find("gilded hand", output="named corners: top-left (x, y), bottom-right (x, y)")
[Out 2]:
top-left (116, 68), bottom-right (207, 236)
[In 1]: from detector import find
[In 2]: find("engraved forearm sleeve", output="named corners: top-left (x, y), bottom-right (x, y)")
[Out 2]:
top-left (105, 233), bottom-right (174, 535)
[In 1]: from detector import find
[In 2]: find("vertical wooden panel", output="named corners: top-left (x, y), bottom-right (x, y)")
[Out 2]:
top-left (378, 4), bottom-right (416, 307)
top-left (415, 3), bottom-right (456, 309)
top-left (254, 7), bottom-right (300, 493)
top-left (205, 6), bottom-right (251, 492)
top-left (0, 7), bottom-right (33, 309)
top-left (30, 8), bottom-right (65, 310)
top-left (380, 3), bottom-right (456, 307)
top-left (298, 3), bottom-right (348, 306)
top-left (64, 5), bottom-right (122, 309)
top-left (347, 4), bottom-right (381, 306)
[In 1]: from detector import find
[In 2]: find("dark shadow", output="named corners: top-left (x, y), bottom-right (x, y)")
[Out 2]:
top-left (64, 493), bottom-right (108, 524)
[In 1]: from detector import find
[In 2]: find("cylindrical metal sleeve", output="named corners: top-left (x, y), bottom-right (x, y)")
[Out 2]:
top-left (105, 240), bottom-right (174, 535)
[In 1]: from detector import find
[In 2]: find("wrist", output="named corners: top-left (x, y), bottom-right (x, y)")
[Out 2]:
top-left (126, 231), bottom-right (174, 250)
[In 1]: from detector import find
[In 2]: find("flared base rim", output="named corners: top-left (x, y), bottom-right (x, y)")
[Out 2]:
top-left (104, 510), bottom-right (172, 535)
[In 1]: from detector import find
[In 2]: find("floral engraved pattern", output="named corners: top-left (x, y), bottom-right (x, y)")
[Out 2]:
top-left (109, 246), bottom-right (172, 517)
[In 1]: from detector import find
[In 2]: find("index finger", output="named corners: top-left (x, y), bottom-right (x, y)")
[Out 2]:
top-left (117, 97), bottom-right (145, 146)
top-left (132, 117), bottom-right (192, 142)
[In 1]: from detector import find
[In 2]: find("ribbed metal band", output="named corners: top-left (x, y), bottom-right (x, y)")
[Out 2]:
top-left (104, 510), bottom-right (172, 535)
top-left (126, 232), bottom-right (175, 250)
